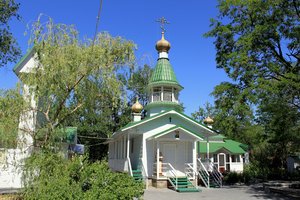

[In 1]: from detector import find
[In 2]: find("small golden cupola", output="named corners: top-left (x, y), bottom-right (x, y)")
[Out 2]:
top-left (132, 97), bottom-right (143, 113)
top-left (155, 32), bottom-right (171, 53)
top-left (204, 116), bottom-right (214, 128)
top-left (132, 96), bottom-right (143, 122)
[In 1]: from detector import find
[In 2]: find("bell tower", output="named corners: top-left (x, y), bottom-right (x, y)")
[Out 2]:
top-left (145, 17), bottom-right (183, 116)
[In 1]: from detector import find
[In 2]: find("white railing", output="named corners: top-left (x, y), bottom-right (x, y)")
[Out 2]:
top-left (197, 158), bottom-right (209, 188)
top-left (139, 158), bottom-right (148, 188)
top-left (184, 163), bottom-right (197, 179)
top-left (153, 162), bottom-right (178, 189)
top-left (198, 158), bottom-right (223, 188)
top-left (162, 163), bottom-right (178, 190)
top-left (185, 163), bottom-right (198, 187)
top-left (127, 157), bottom-right (133, 176)
top-left (209, 161), bottom-right (222, 187)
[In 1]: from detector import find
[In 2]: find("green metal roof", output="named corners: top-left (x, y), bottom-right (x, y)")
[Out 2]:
top-left (148, 58), bottom-right (183, 89)
top-left (209, 134), bottom-right (227, 140)
top-left (118, 109), bottom-right (216, 134)
top-left (199, 139), bottom-right (246, 154)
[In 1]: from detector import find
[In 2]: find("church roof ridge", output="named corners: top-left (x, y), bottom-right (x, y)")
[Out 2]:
top-left (113, 109), bottom-right (216, 136)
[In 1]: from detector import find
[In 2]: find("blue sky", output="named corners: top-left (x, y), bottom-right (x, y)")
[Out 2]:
top-left (0, 0), bottom-right (230, 115)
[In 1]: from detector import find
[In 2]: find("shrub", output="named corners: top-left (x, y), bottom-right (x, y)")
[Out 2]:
top-left (223, 171), bottom-right (241, 184)
top-left (22, 152), bottom-right (144, 200)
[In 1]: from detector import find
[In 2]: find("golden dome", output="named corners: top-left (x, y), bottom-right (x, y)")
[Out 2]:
top-left (204, 116), bottom-right (214, 125)
top-left (155, 32), bottom-right (171, 53)
top-left (132, 97), bottom-right (143, 113)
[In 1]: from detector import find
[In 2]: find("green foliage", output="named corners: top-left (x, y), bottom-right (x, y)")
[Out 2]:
top-left (202, 0), bottom-right (300, 175)
top-left (223, 171), bottom-right (242, 185)
top-left (15, 17), bottom-right (136, 149)
top-left (0, 86), bottom-right (24, 147)
top-left (0, 0), bottom-right (21, 67)
top-left (191, 102), bottom-right (216, 123)
top-left (127, 64), bottom-right (153, 106)
top-left (23, 153), bottom-right (144, 200)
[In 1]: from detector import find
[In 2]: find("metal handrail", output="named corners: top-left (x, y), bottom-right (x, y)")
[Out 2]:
top-left (197, 158), bottom-right (209, 188)
top-left (198, 158), bottom-right (223, 187)
top-left (162, 162), bottom-right (178, 189)
top-left (209, 161), bottom-right (223, 187)
top-left (185, 163), bottom-right (198, 187)
top-left (139, 158), bottom-right (148, 188)
top-left (127, 157), bottom-right (133, 176)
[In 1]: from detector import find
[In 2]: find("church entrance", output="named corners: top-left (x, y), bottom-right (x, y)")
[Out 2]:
top-left (162, 143), bottom-right (177, 168)
top-left (160, 142), bottom-right (187, 177)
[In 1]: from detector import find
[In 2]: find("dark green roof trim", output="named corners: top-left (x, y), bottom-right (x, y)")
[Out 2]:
top-left (145, 101), bottom-right (182, 111)
top-left (148, 81), bottom-right (183, 90)
top-left (198, 139), bottom-right (246, 154)
top-left (13, 47), bottom-right (35, 75)
top-left (151, 125), bottom-right (204, 140)
top-left (149, 58), bottom-right (182, 88)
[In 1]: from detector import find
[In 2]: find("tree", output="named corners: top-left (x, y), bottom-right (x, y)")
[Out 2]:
top-left (191, 102), bottom-right (216, 123)
top-left (0, 86), bottom-right (24, 148)
top-left (0, 17), bottom-right (143, 197)
top-left (205, 0), bottom-right (299, 109)
top-left (16, 18), bottom-right (136, 149)
top-left (0, 0), bottom-right (21, 67)
top-left (205, 0), bottom-right (300, 172)
top-left (127, 64), bottom-right (153, 106)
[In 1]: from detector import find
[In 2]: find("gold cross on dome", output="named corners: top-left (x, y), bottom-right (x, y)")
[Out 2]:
top-left (156, 17), bottom-right (170, 33)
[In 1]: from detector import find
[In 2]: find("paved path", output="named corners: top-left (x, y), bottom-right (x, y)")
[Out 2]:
top-left (144, 185), bottom-right (294, 200)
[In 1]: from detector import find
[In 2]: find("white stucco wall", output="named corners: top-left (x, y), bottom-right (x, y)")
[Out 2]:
top-left (0, 52), bottom-right (38, 189)
top-left (0, 149), bottom-right (31, 189)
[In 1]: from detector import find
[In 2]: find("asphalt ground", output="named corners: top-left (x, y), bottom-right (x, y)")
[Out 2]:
top-left (143, 185), bottom-right (296, 200)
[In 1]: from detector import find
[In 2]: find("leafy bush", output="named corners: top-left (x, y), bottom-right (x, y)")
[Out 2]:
top-left (22, 152), bottom-right (144, 200)
top-left (223, 171), bottom-right (241, 184)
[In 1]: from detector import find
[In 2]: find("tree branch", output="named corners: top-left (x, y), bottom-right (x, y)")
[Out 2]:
top-left (55, 103), bottom-right (83, 127)
top-left (53, 74), bottom-right (85, 121)
top-left (293, 0), bottom-right (300, 19)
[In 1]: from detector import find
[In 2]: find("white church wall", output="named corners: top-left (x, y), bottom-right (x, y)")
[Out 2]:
top-left (0, 149), bottom-right (30, 188)
top-left (0, 52), bottom-right (40, 189)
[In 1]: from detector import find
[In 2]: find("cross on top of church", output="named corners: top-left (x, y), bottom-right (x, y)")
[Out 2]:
top-left (156, 17), bottom-right (170, 33)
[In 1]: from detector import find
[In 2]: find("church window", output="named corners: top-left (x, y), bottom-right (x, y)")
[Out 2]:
top-left (174, 88), bottom-right (178, 101)
top-left (153, 87), bottom-right (161, 102)
top-left (163, 87), bottom-right (172, 101)
top-left (213, 154), bottom-right (218, 163)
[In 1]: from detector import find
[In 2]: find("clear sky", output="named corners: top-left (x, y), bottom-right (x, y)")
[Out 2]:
top-left (0, 0), bottom-right (230, 116)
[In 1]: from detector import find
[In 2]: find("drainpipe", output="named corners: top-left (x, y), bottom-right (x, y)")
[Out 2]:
top-left (207, 136), bottom-right (210, 188)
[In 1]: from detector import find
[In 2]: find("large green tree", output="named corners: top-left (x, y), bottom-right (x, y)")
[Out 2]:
top-left (0, 0), bottom-right (21, 67)
top-left (0, 86), bottom-right (24, 148)
top-left (205, 0), bottom-right (300, 172)
top-left (16, 18), bottom-right (136, 149)
top-left (0, 18), bottom-right (144, 197)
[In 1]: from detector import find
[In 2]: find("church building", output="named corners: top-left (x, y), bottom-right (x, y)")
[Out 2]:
top-left (108, 28), bottom-right (247, 192)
